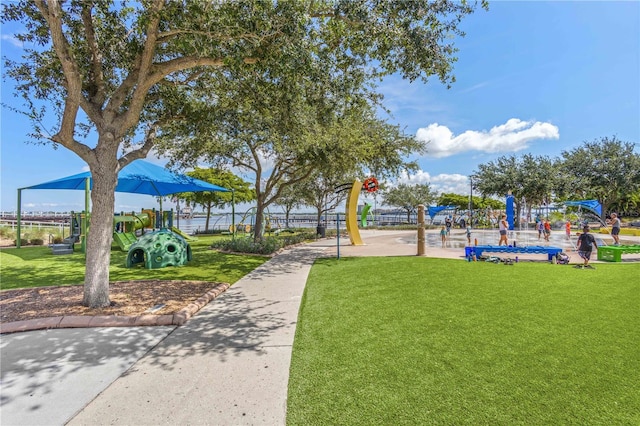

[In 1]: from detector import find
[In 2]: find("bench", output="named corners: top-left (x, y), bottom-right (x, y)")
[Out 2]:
top-left (465, 245), bottom-right (563, 261)
top-left (597, 245), bottom-right (640, 262)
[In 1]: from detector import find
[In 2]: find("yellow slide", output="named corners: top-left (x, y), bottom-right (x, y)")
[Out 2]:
top-left (171, 226), bottom-right (198, 242)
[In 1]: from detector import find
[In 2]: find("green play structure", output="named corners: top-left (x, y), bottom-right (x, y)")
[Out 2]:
top-left (125, 228), bottom-right (192, 269)
top-left (113, 210), bottom-right (153, 250)
top-left (112, 209), bottom-right (189, 250)
top-left (360, 203), bottom-right (372, 227)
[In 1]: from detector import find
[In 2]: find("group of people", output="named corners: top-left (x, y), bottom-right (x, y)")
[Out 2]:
top-left (440, 217), bottom-right (473, 247)
top-left (500, 212), bottom-right (623, 269)
top-left (439, 211), bottom-right (622, 268)
top-left (535, 218), bottom-right (552, 241)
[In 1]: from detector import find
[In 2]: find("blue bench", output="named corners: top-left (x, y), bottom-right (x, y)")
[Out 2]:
top-left (465, 245), bottom-right (563, 261)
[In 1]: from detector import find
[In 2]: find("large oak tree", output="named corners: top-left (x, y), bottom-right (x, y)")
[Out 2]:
top-left (471, 154), bottom-right (556, 222)
top-left (559, 136), bottom-right (640, 216)
top-left (3, 0), bottom-right (486, 307)
top-left (383, 183), bottom-right (437, 223)
top-left (179, 168), bottom-right (255, 232)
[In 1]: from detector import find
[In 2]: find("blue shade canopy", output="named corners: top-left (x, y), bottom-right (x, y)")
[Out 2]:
top-left (564, 200), bottom-right (602, 218)
top-left (23, 160), bottom-right (230, 195)
top-left (428, 205), bottom-right (457, 219)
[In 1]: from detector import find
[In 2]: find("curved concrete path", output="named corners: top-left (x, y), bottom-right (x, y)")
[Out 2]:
top-left (2, 245), bottom-right (326, 426)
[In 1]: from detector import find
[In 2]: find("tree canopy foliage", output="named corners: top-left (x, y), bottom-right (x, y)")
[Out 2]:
top-left (437, 193), bottom-right (504, 211)
top-left (470, 137), bottom-right (640, 218)
top-left (2, 0), bottom-right (486, 307)
top-left (179, 168), bottom-right (254, 232)
top-left (383, 183), bottom-right (436, 222)
top-left (471, 153), bottom-right (556, 221)
top-left (558, 136), bottom-right (640, 215)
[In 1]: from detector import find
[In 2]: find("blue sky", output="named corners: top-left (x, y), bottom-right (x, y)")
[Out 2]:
top-left (1, 1), bottom-right (639, 213)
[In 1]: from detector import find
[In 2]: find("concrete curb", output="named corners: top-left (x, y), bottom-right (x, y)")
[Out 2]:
top-left (0, 282), bottom-right (230, 335)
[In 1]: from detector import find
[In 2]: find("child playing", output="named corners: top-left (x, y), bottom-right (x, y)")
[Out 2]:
top-left (440, 226), bottom-right (447, 247)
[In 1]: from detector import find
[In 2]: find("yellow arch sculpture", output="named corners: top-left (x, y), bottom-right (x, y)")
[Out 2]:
top-left (345, 179), bottom-right (364, 246)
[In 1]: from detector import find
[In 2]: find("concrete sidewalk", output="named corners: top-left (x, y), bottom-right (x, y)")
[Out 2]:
top-left (1, 245), bottom-right (325, 426)
top-left (0, 327), bottom-right (174, 426)
top-left (68, 245), bottom-right (325, 425)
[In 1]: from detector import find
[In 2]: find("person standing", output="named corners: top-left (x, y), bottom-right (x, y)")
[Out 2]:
top-left (466, 226), bottom-right (472, 245)
top-left (576, 225), bottom-right (598, 269)
top-left (565, 220), bottom-right (572, 239)
top-left (543, 219), bottom-right (551, 242)
top-left (498, 214), bottom-right (509, 246)
top-left (608, 213), bottom-right (621, 245)
top-left (537, 219), bottom-right (544, 240)
top-left (440, 226), bottom-right (447, 247)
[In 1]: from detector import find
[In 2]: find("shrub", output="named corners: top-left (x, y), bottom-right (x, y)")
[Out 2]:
top-left (53, 236), bottom-right (64, 244)
top-left (212, 236), bottom-right (283, 255)
top-left (30, 238), bottom-right (44, 246)
top-left (211, 230), bottom-right (322, 255)
top-left (0, 226), bottom-right (16, 239)
top-left (14, 239), bottom-right (28, 246)
top-left (281, 231), bottom-right (316, 246)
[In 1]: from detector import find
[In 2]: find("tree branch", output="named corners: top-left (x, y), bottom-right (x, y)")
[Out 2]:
top-left (33, 0), bottom-right (86, 146)
top-left (118, 124), bottom-right (158, 168)
top-left (81, 3), bottom-right (106, 107)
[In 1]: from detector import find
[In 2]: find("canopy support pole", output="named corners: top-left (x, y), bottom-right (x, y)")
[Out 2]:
top-left (82, 177), bottom-right (89, 253)
top-left (16, 189), bottom-right (22, 249)
top-left (232, 190), bottom-right (236, 240)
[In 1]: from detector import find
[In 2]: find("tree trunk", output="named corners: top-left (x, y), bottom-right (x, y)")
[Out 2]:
top-left (205, 202), bottom-right (212, 232)
top-left (254, 200), bottom-right (265, 240)
top-left (83, 159), bottom-right (118, 308)
top-left (316, 207), bottom-right (322, 226)
top-left (406, 209), bottom-right (411, 223)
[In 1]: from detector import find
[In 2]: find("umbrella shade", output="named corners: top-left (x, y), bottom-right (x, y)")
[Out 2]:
top-left (23, 160), bottom-right (230, 195)
top-left (564, 200), bottom-right (602, 218)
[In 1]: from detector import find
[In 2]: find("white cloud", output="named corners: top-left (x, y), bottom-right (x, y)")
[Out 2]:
top-left (1, 34), bottom-right (23, 48)
top-left (416, 118), bottom-right (559, 158)
top-left (430, 174), bottom-right (471, 195)
top-left (457, 81), bottom-right (490, 94)
top-left (395, 170), bottom-right (471, 196)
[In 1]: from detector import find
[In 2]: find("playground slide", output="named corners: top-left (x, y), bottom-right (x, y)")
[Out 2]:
top-left (113, 232), bottom-right (138, 251)
top-left (171, 226), bottom-right (198, 242)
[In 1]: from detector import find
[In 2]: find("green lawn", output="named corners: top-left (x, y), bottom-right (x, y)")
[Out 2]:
top-left (0, 235), bottom-right (267, 290)
top-left (288, 257), bottom-right (640, 425)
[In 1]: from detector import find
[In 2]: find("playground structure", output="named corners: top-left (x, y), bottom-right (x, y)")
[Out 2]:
top-left (113, 209), bottom-right (155, 251)
top-left (465, 245), bottom-right (563, 261)
top-left (51, 208), bottom-right (196, 254)
top-left (16, 159), bottom-right (230, 250)
top-left (125, 228), bottom-right (192, 269)
top-left (360, 203), bottom-right (372, 227)
top-left (597, 244), bottom-right (640, 262)
top-left (112, 208), bottom-right (197, 250)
